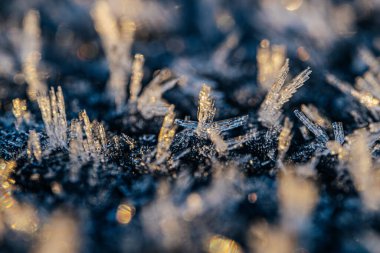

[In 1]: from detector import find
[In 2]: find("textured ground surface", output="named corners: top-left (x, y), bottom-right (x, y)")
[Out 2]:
top-left (1, 0), bottom-right (380, 253)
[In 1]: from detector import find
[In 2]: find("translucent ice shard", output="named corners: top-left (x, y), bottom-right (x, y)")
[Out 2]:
top-left (257, 39), bottom-right (286, 91)
top-left (137, 69), bottom-right (178, 119)
top-left (294, 109), bottom-right (329, 143)
top-left (259, 59), bottom-right (311, 127)
top-left (12, 98), bottom-right (30, 129)
top-left (92, 0), bottom-right (136, 110)
top-left (156, 105), bottom-right (177, 164)
top-left (301, 104), bottom-right (330, 129)
top-left (27, 130), bottom-right (42, 162)
top-left (348, 129), bottom-right (380, 211)
top-left (277, 117), bottom-right (293, 163)
top-left (129, 54), bottom-right (145, 102)
top-left (21, 10), bottom-right (47, 100)
top-left (278, 170), bottom-right (317, 232)
top-left (326, 74), bottom-right (380, 109)
top-left (332, 122), bottom-right (344, 144)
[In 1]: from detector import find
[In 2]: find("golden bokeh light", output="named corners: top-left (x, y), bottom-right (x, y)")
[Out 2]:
top-left (116, 203), bottom-right (135, 224)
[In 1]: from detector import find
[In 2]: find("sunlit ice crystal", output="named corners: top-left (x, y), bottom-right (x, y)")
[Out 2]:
top-left (326, 74), bottom-right (380, 110)
top-left (301, 104), bottom-right (331, 129)
top-left (277, 117), bottom-right (293, 166)
top-left (12, 98), bottom-right (30, 130)
top-left (27, 130), bottom-right (42, 163)
top-left (348, 129), bottom-right (380, 211)
top-left (278, 169), bottom-right (318, 233)
top-left (259, 59), bottom-right (311, 128)
top-left (92, 0), bottom-right (135, 110)
top-left (175, 84), bottom-right (248, 137)
top-left (137, 69), bottom-right (178, 119)
top-left (257, 39), bottom-right (286, 91)
top-left (129, 53), bottom-right (145, 103)
top-left (37, 86), bottom-right (67, 148)
top-left (155, 105), bottom-right (177, 165)
top-left (21, 9), bottom-right (47, 101)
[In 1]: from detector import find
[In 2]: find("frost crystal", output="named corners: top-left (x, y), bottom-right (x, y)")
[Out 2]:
top-left (27, 130), bottom-right (42, 162)
top-left (294, 109), bottom-right (329, 143)
top-left (332, 122), bottom-right (344, 144)
top-left (278, 170), bottom-right (317, 232)
top-left (156, 105), bottom-right (177, 164)
top-left (92, 0), bottom-right (135, 110)
top-left (37, 86), bottom-right (67, 148)
top-left (137, 69), bottom-right (178, 119)
top-left (129, 54), bottom-right (145, 102)
top-left (277, 117), bottom-right (293, 164)
top-left (69, 111), bottom-right (107, 183)
top-left (197, 84), bottom-right (216, 134)
top-left (348, 130), bottom-right (380, 210)
top-left (257, 39), bottom-right (286, 91)
top-left (326, 74), bottom-right (380, 109)
top-left (12, 98), bottom-right (30, 129)
top-left (21, 10), bottom-right (47, 100)
top-left (259, 59), bottom-right (312, 128)
top-left (176, 84), bottom-right (248, 136)
top-left (301, 104), bottom-right (330, 129)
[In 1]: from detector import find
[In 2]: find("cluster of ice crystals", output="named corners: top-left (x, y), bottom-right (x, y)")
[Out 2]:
top-left (259, 59), bottom-right (312, 128)
top-left (37, 87), bottom-right (67, 148)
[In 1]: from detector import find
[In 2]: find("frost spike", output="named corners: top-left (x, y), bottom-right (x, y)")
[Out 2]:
top-left (294, 110), bottom-right (329, 143)
top-left (27, 130), bottom-right (42, 162)
top-left (332, 122), bottom-right (344, 144)
top-left (278, 117), bottom-right (293, 162)
top-left (37, 86), bottom-right (67, 148)
top-left (22, 10), bottom-right (47, 100)
top-left (129, 54), bottom-right (145, 102)
top-left (326, 74), bottom-right (380, 108)
top-left (301, 104), bottom-right (330, 129)
top-left (197, 84), bottom-right (216, 125)
top-left (156, 105), bottom-right (177, 164)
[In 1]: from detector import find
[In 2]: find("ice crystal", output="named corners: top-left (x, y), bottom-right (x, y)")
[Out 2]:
top-left (277, 117), bottom-right (293, 165)
top-left (27, 130), bottom-right (42, 162)
top-left (259, 59), bottom-right (312, 128)
top-left (348, 129), bottom-right (380, 210)
top-left (12, 98), bottom-right (30, 129)
top-left (129, 54), bottom-right (145, 103)
top-left (92, 0), bottom-right (135, 110)
top-left (257, 39), bottom-right (286, 91)
top-left (137, 69), bottom-right (178, 119)
top-left (21, 10), bottom-right (47, 100)
top-left (301, 104), bottom-right (331, 129)
top-left (155, 105), bottom-right (177, 164)
top-left (294, 109), bottom-right (329, 143)
top-left (176, 84), bottom-right (248, 136)
top-left (326, 74), bottom-right (380, 109)
top-left (332, 122), bottom-right (344, 144)
top-left (37, 86), bottom-right (67, 148)
top-left (278, 170), bottom-right (317, 232)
